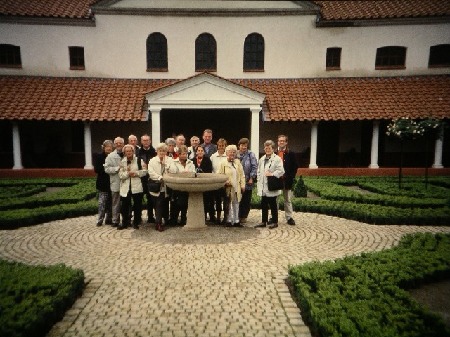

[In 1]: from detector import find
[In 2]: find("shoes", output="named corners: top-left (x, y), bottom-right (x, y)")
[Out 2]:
top-left (117, 224), bottom-right (128, 230)
top-left (156, 223), bottom-right (165, 232)
top-left (215, 218), bottom-right (222, 225)
top-left (255, 222), bottom-right (267, 228)
top-left (96, 221), bottom-right (103, 226)
top-left (239, 218), bottom-right (247, 224)
top-left (225, 222), bottom-right (232, 227)
top-left (287, 218), bottom-right (296, 226)
top-left (105, 220), bottom-right (113, 225)
top-left (147, 217), bottom-right (156, 224)
top-left (268, 223), bottom-right (278, 229)
top-left (133, 224), bottom-right (139, 229)
top-left (209, 215), bottom-right (217, 223)
top-left (111, 223), bottom-right (118, 228)
top-left (234, 222), bottom-right (243, 227)
top-left (268, 218), bottom-right (274, 224)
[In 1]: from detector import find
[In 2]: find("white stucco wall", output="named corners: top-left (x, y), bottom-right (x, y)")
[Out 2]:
top-left (1, 13), bottom-right (449, 79)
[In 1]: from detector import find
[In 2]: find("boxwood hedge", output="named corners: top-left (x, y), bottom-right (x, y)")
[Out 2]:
top-left (289, 232), bottom-right (450, 337)
top-left (0, 260), bottom-right (84, 337)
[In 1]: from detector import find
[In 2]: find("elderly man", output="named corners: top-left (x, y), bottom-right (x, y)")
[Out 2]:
top-left (104, 136), bottom-right (125, 227)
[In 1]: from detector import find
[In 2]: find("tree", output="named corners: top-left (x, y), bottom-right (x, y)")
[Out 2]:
top-left (386, 118), bottom-right (443, 189)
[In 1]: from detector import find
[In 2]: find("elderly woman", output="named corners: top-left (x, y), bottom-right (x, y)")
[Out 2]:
top-left (118, 144), bottom-right (147, 230)
top-left (148, 143), bottom-right (174, 231)
top-left (255, 140), bottom-right (285, 229)
top-left (218, 144), bottom-right (246, 227)
top-left (167, 145), bottom-right (196, 225)
top-left (94, 139), bottom-right (113, 226)
top-left (237, 137), bottom-right (258, 224)
top-left (210, 138), bottom-right (228, 224)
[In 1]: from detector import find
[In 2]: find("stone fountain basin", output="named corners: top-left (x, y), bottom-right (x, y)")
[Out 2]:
top-left (163, 173), bottom-right (227, 192)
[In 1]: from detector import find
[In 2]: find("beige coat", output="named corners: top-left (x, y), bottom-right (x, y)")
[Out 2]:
top-left (218, 159), bottom-right (246, 202)
top-left (118, 156), bottom-right (147, 197)
top-left (147, 155), bottom-right (173, 197)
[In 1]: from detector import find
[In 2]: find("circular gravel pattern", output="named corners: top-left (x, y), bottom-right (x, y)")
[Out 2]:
top-left (1, 210), bottom-right (449, 337)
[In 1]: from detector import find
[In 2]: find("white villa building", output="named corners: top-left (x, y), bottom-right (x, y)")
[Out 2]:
top-left (0, 0), bottom-right (449, 170)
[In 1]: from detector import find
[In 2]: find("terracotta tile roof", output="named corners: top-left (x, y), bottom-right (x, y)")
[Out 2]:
top-left (0, 0), bottom-right (99, 19)
top-left (0, 75), bottom-right (448, 122)
top-left (313, 0), bottom-right (450, 21)
top-left (235, 76), bottom-right (450, 121)
top-left (0, 76), bottom-right (175, 121)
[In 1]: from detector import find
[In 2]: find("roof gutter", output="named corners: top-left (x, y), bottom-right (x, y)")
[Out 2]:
top-left (316, 16), bottom-right (450, 27)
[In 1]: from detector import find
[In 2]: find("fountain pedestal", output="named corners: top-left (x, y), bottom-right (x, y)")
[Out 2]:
top-left (163, 173), bottom-right (228, 230)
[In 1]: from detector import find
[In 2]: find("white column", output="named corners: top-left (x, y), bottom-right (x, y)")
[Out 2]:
top-left (12, 122), bottom-right (23, 169)
top-left (369, 120), bottom-right (380, 168)
top-left (150, 106), bottom-right (162, 144)
top-left (432, 126), bottom-right (444, 168)
top-left (83, 122), bottom-right (94, 169)
top-left (250, 106), bottom-right (261, 155)
top-left (309, 121), bottom-right (319, 169)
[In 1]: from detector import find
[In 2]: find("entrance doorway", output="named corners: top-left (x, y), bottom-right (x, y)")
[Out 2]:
top-left (160, 109), bottom-right (251, 145)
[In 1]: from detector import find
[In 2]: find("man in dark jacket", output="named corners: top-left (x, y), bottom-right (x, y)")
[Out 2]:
top-left (138, 134), bottom-right (157, 223)
top-left (276, 135), bottom-right (298, 225)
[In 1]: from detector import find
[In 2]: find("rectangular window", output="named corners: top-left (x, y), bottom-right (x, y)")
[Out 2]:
top-left (429, 44), bottom-right (450, 68)
top-left (0, 44), bottom-right (22, 68)
top-left (69, 46), bottom-right (85, 70)
top-left (375, 46), bottom-right (406, 70)
top-left (326, 47), bottom-right (341, 70)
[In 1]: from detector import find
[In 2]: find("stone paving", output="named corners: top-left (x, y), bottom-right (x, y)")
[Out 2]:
top-left (1, 210), bottom-right (449, 337)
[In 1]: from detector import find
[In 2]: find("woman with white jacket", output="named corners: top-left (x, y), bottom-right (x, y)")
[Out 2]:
top-left (148, 143), bottom-right (173, 231)
top-left (256, 140), bottom-right (285, 229)
top-left (118, 144), bottom-right (147, 230)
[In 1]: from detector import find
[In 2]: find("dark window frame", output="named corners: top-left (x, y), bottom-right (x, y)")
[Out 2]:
top-left (428, 44), bottom-right (450, 68)
top-left (195, 33), bottom-right (217, 72)
top-left (326, 47), bottom-right (341, 70)
top-left (69, 46), bottom-right (85, 70)
top-left (0, 44), bottom-right (22, 68)
top-left (146, 32), bottom-right (168, 72)
top-left (243, 33), bottom-right (265, 72)
top-left (375, 46), bottom-right (406, 70)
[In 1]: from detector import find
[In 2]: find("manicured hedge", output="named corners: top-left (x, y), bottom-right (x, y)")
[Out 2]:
top-left (289, 233), bottom-right (450, 337)
top-left (0, 179), bottom-right (97, 229)
top-left (250, 176), bottom-right (450, 226)
top-left (0, 259), bottom-right (84, 337)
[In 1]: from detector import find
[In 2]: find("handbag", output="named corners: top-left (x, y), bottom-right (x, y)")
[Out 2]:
top-left (267, 175), bottom-right (284, 191)
top-left (147, 178), bottom-right (162, 193)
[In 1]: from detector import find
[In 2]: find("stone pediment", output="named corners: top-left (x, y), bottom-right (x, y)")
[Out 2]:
top-left (145, 73), bottom-right (265, 109)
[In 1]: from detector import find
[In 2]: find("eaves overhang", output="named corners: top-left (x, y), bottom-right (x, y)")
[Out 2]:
top-left (0, 15), bottom-right (96, 26)
top-left (316, 16), bottom-right (450, 27)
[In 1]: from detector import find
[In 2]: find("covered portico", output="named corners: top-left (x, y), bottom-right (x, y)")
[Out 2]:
top-left (145, 73), bottom-right (265, 155)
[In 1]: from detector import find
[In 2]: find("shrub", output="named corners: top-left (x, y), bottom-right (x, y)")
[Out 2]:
top-left (289, 233), bottom-right (450, 337)
top-left (0, 260), bottom-right (84, 337)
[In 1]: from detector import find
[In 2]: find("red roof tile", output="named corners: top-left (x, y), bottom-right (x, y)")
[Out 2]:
top-left (314, 0), bottom-right (450, 21)
top-left (0, 0), bottom-right (99, 19)
top-left (0, 75), bottom-right (448, 122)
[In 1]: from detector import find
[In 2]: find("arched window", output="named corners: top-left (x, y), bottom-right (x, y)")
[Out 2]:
top-left (429, 44), bottom-right (450, 68)
top-left (375, 46), bottom-right (406, 69)
top-left (147, 33), bottom-right (168, 71)
top-left (195, 33), bottom-right (216, 72)
top-left (0, 44), bottom-right (22, 68)
top-left (243, 33), bottom-right (264, 71)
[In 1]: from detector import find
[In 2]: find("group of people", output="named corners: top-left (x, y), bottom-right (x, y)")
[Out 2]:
top-left (94, 129), bottom-right (298, 232)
